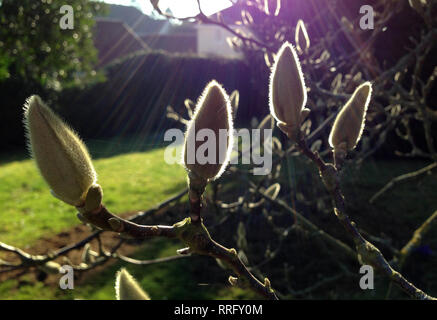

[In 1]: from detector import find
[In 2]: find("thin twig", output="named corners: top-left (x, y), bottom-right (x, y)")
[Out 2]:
top-left (297, 139), bottom-right (436, 300)
top-left (369, 162), bottom-right (437, 204)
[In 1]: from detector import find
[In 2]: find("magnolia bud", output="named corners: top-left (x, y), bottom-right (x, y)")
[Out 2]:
top-left (269, 42), bottom-right (309, 141)
top-left (258, 114), bottom-right (274, 131)
top-left (228, 276), bottom-right (238, 286)
top-left (23, 95), bottom-right (97, 206)
top-left (229, 90), bottom-right (240, 118)
top-left (182, 80), bottom-right (234, 182)
top-left (295, 19), bottom-right (310, 54)
top-left (329, 82), bottom-right (372, 154)
top-left (341, 16), bottom-right (354, 33)
top-left (265, 183), bottom-right (281, 199)
top-left (409, 0), bottom-right (427, 13)
top-left (264, 0), bottom-right (281, 16)
top-left (115, 268), bottom-right (150, 300)
top-left (264, 277), bottom-right (272, 290)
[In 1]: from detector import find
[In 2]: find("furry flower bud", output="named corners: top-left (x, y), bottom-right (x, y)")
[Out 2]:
top-left (228, 276), bottom-right (238, 286)
top-left (329, 82), bottom-right (372, 153)
top-left (295, 20), bottom-right (310, 54)
top-left (264, 0), bottom-right (281, 16)
top-left (23, 95), bottom-right (97, 206)
top-left (183, 80), bottom-right (234, 182)
top-left (115, 268), bottom-right (150, 300)
top-left (269, 42), bottom-right (309, 141)
top-left (409, 0), bottom-right (427, 13)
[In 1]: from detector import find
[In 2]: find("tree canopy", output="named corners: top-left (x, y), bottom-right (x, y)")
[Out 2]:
top-left (0, 0), bottom-right (107, 89)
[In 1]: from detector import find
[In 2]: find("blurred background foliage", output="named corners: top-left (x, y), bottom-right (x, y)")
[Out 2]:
top-left (0, 0), bottom-right (106, 87)
top-left (0, 0), bottom-right (107, 149)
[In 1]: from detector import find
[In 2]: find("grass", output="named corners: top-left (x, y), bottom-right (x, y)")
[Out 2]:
top-left (0, 138), bottom-right (186, 247)
top-left (70, 239), bottom-right (258, 300)
top-left (216, 155), bottom-right (437, 299)
top-left (1, 139), bottom-right (436, 300)
top-left (0, 238), bottom-right (258, 300)
top-left (0, 138), bottom-right (257, 300)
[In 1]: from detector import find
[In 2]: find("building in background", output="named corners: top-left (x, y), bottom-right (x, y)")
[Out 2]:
top-left (93, 4), bottom-right (244, 67)
top-left (196, 24), bottom-right (242, 59)
top-left (93, 18), bottom-right (149, 68)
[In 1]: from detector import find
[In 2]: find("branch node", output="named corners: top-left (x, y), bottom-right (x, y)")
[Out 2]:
top-left (108, 218), bottom-right (124, 232)
top-left (228, 248), bottom-right (237, 257)
top-left (264, 277), bottom-right (271, 290)
top-left (228, 276), bottom-right (238, 286)
top-left (177, 247), bottom-right (191, 255)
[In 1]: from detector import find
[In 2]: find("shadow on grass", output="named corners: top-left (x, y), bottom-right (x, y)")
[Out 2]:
top-left (0, 134), bottom-right (171, 165)
top-left (86, 133), bottom-right (170, 160)
top-left (72, 239), bottom-right (243, 300)
top-left (0, 238), bottom-right (257, 300)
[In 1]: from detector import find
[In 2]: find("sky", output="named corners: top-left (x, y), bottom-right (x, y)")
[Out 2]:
top-left (102, 0), bottom-right (233, 18)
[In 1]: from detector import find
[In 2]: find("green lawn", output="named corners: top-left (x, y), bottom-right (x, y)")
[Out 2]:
top-left (0, 238), bottom-right (257, 300)
top-left (0, 139), bottom-right (256, 300)
top-left (0, 142), bottom-right (186, 247)
top-left (1, 140), bottom-right (436, 300)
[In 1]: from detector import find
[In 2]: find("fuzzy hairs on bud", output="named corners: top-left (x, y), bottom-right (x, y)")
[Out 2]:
top-left (23, 95), bottom-right (97, 207)
top-left (182, 80), bottom-right (234, 182)
top-left (295, 19), bottom-right (310, 54)
top-left (115, 268), bottom-right (150, 300)
top-left (329, 82), bottom-right (372, 152)
top-left (269, 42), bottom-right (309, 141)
top-left (264, 0), bottom-right (281, 16)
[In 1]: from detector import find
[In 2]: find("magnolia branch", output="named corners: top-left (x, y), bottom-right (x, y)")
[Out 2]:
top-left (398, 210), bottom-right (437, 267)
top-left (0, 190), bottom-right (188, 273)
top-left (82, 203), bottom-right (278, 300)
top-left (296, 139), bottom-right (437, 300)
top-left (254, 185), bottom-right (357, 262)
top-left (369, 162), bottom-right (437, 203)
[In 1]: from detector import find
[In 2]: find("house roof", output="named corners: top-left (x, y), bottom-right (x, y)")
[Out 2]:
top-left (105, 4), bottom-right (170, 36)
top-left (103, 4), bottom-right (197, 36)
top-left (93, 18), bottom-right (150, 68)
top-left (141, 33), bottom-right (197, 53)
